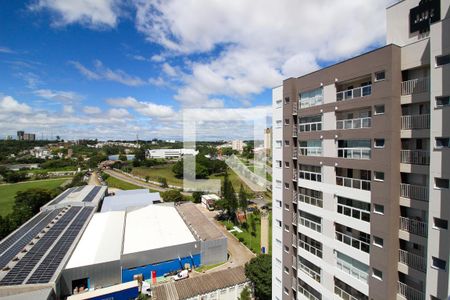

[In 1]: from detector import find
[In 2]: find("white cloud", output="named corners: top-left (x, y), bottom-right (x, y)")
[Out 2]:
top-left (34, 89), bottom-right (83, 103)
top-left (0, 96), bottom-right (32, 113)
top-left (70, 60), bottom-right (147, 86)
top-left (0, 47), bottom-right (14, 54)
top-left (107, 108), bottom-right (131, 118)
top-left (162, 62), bottom-right (178, 77)
top-left (132, 0), bottom-right (389, 106)
top-left (151, 54), bottom-right (165, 62)
top-left (30, 0), bottom-right (120, 28)
top-left (83, 105), bottom-right (101, 114)
top-left (63, 105), bottom-right (74, 114)
top-left (106, 96), bottom-right (175, 118)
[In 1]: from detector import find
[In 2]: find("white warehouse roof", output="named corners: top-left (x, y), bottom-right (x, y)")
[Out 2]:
top-left (65, 211), bottom-right (125, 269)
top-left (123, 205), bottom-right (196, 255)
top-left (101, 190), bottom-right (162, 212)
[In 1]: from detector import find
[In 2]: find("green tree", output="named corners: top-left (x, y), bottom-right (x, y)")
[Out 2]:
top-left (239, 286), bottom-right (251, 300)
top-left (161, 189), bottom-right (183, 202)
top-left (172, 160), bottom-right (183, 178)
top-left (222, 172), bottom-right (238, 219)
top-left (145, 176), bottom-right (150, 183)
top-left (118, 153), bottom-right (127, 161)
top-left (158, 177), bottom-right (168, 188)
top-left (134, 147), bottom-right (146, 161)
top-left (238, 184), bottom-right (248, 213)
top-left (245, 255), bottom-right (271, 300)
top-left (192, 191), bottom-right (204, 203)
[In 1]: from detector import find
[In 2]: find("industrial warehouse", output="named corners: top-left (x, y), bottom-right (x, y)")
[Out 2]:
top-left (0, 186), bottom-right (227, 299)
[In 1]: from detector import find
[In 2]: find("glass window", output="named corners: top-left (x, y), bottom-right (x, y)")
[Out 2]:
top-left (374, 139), bottom-right (385, 148)
top-left (374, 204), bottom-right (384, 214)
top-left (436, 96), bottom-right (450, 108)
top-left (372, 268), bottom-right (383, 280)
top-left (374, 105), bottom-right (385, 115)
top-left (374, 172), bottom-right (385, 181)
top-left (375, 71), bottom-right (386, 81)
top-left (432, 257), bottom-right (446, 270)
top-left (435, 138), bottom-right (450, 148)
top-left (435, 178), bottom-right (449, 189)
top-left (436, 54), bottom-right (450, 66)
top-left (373, 236), bottom-right (384, 247)
top-left (433, 217), bottom-right (448, 230)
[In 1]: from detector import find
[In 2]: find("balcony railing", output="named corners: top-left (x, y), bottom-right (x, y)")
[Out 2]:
top-left (299, 147), bottom-right (323, 156)
top-left (338, 148), bottom-right (371, 160)
top-left (293, 102), bottom-right (298, 115)
top-left (400, 150), bottom-right (430, 165)
top-left (299, 216), bottom-right (322, 232)
top-left (399, 216), bottom-right (427, 237)
top-left (292, 277), bottom-right (297, 291)
top-left (337, 85), bottom-right (372, 101)
top-left (293, 127), bottom-right (298, 138)
top-left (401, 78), bottom-right (429, 96)
top-left (292, 212), bottom-right (298, 225)
top-left (298, 260), bottom-right (321, 282)
top-left (336, 176), bottom-right (371, 191)
top-left (336, 117), bottom-right (371, 130)
top-left (400, 183), bottom-right (428, 202)
top-left (398, 281), bottom-right (425, 300)
top-left (298, 285), bottom-right (320, 300)
top-left (292, 255), bottom-right (297, 269)
top-left (299, 121), bottom-right (322, 132)
top-left (292, 190), bottom-right (298, 204)
top-left (337, 203), bottom-right (370, 222)
top-left (299, 193), bottom-right (323, 208)
top-left (335, 231), bottom-right (370, 253)
top-left (299, 240), bottom-right (322, 258)
top-left (292, 234), bottom-right (298, 248)
top-left (399, 249), bottom-right (426, 272)
top-left (292, 147), bottom-right (298, 159)
top-left (401, 114), bottom-right (430, 129)
top-left (293, 169), bottom-right (298, 181)
top-left (334, 286), bottom-right (359, 300)
top-left (336, 256), bottom-right (369, 283)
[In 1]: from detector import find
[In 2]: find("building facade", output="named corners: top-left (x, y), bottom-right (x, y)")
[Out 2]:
top-left (272, 1), bottom-right (449, 299)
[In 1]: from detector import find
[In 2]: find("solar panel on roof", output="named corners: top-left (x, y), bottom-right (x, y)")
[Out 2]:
top-left (0, 209), bottom-right (62, 270)
top-left (82, 186), bottom-right (102, 202)
top-left (49, 187), bottom-right (76, 205)
top-left (27, 207), bottom-right (94, 284)
top-left (0, 207), bottom-right (81, 286)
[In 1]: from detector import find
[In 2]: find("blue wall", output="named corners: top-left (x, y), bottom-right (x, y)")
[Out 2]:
top-left (122, 254), bottom-right (201, 282)
top-left (89, 286), bottom-right (138, 300)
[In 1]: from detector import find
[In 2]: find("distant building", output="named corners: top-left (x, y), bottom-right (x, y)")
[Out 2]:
top-left (201, 194), bottom-right (220, 211)
top-left (30, 146), bottom-right (52, 159)
top-left (16, 131), bottom-right (24, 140)
top-left (5, 135), bottom-right (13, 140)
top-left (264, 127), bottom-right (272, 154)
top-left (231, 140), bottom-right (245, 152)
top-left (16, 130), bottom-right (35, 141)
top-left (145, 148), bottom-right (198, 159)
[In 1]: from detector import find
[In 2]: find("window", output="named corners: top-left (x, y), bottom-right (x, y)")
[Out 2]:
top-left (284, 245), bottom-right (289, 253)
top-left (299, 164), bottom-right (322, 182)
top-left (284, 140), bottom-right (290, 146)
top-left (276, 239), bottom-right (282, 247)
top-left (433, 217), bottom-right (448, 230)
top-left (436, 137), bottom-right (450, 148)
top-left (374, 172), bottom-right (385, 181)
top-left (275, 180), bottom-right (282, 188)
top-left (276, 219), bottom-right (282, 228)
top-left (276, 160), bottom-right (282, 168)
top-left (374, 204), bottom-right (384, 215)
top-left (284, 118), bottom-right (290, 125)
top-left (375, 71), bottom-right (386, 81)
top-left (436, 54), bottom-right (450, 67)
top-left (284, 97), bottom-right (290, 104)
top-left (374, 105), bottom-right (385, 115)
top-left (284, 286), bottom-right (289, 294)
top-left (435, 178), bottom-right (449, 189)
top-left (275, 277), bottom-right (281, 285)
top-left (275, 140), bottom-right (282, 148)
top-left (284, 224), bottom-right (289, 232)
top-left (284, 182), bottom-right (289, 189)
top-left (276, 200), bottom-right (282, 208)
top-left (284, 203), bottom-right (289, 211)
top-left (372, 268), bottom-right (383, 280)
top-left (276, 99), bottom-right (282, 108)
top-left (373, 236), bottom-right (384, 247)
top-left (432, 257), bottom-right (447, 270)
top-left (284, 161), bottom-right (290, 168)
top-left (299, 87), bottom-right (323, 109)
top-left (374, 139), bottom-right (385, 148)
top-left (275, 120), bottom-right (282, 128)
top-left (436, 96), bottom-right (450, 108)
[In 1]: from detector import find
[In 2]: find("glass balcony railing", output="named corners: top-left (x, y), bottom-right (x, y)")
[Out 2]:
top-left (337, 85), bottom-right (372, 101)
top-left (336, 256), bottom-right (369, 283)
top-left (299, 147), bottom-right (323, 156)
top-left (299, 260), bottom-right (321, 282)
top-left (336, 117), bottom-right (371, 130)
top-left (299, 193), bottom-right (323, 208)
top-left (338, 148), bottom-right (371, 160)
top-left (335, 231), bottom-right (370, 253)
top-left (336, 176), bottom-right (371, 191)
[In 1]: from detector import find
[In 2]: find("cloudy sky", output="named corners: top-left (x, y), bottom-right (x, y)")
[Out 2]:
top-left (0, 0), bottom-right (393, 140)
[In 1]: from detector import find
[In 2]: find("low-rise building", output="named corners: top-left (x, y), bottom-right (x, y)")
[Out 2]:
top-left (145, 148), bottom-right (198, 159)
top-left (201, 194), bottom-right (220, 211)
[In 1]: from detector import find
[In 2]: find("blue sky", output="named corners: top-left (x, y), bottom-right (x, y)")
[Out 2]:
top-left (0, 0), bottom-right (390, 140)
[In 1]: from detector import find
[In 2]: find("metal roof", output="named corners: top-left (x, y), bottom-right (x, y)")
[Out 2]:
top-left (152, 266), bottom-right (248, 299)
top-left (101, 190), bottom-right (161, 212)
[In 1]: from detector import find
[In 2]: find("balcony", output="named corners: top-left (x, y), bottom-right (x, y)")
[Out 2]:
top-left (336, 253), bottom-right (369, 283)
top-left (293, 102), bottom-right (298, 115)
top-left (400, 150), bottom-right (430, 165)
top-left (338, 148), bottom-right (371, 160)
top-left (399, 216), bottom-right (427, 237)
top-left (292, 147), bottom-right (298, 159)
top-left (299, 147), bottom-right (323, 157)
top-left (400, 183), bottom-right (428, 202)
top-left (398, 281), bottom-right (425, 300)
top-left (293, 127), bottom-right (298, 138)
top-left (399, 249), bottom-right (426, 272)
top-left (336, 176), bottom-right (371, 191)
top-left (292, 277), bottom-right (297, 291)
top-left (401, 78), bottom-right (429, 96)
top-left (334, 286), bottom-right (359, 300)
top-left (292, 234), bottom-right (298, 248)
top-left (337, 85), bottom-right (372, 101)
top-left (299, 192), bottom-right (323, 208)
top-left (335, 230), bottom-right (370, 253)
top-left (292, 212), bottom-right (298, 225)
top-left (292, 255), bottom-right (297, 269)
top-left (401, 114), bottom-right (430, 130)
top-left (299, 121), bottom-right (322, 132)
top-left (336, 117), bottom-right (371, 130)
top-left (299, 216), bottom-right (322, 233)
top-left (298, 259), bottom-right (321, 282)
top-left (293, 169), bottom-right (298, 181)
top-left (292, 190), bottom-right (298, 204)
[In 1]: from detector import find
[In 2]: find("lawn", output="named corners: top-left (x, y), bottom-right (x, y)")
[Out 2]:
top-left (131, 164), bottom-right (183, 186)
top-left (221, 212), bottom-right (272, 255)
top-left (0, 179), bottom-right (69, 217)
top-left (105, 176), bottom-right (142, 190)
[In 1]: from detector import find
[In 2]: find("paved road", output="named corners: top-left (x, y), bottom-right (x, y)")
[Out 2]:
top-left (260, 213), bottom-right (269, 254)
top-left (194, 204), bottom-right (255, 273)
top-left (88, 171), bottom-right (101, 186)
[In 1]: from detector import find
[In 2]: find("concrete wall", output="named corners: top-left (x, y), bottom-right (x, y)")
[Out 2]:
top-left (200, 237), bottom-right (227, 266)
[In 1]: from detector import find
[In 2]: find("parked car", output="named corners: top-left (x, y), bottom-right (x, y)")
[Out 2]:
top-left (173, 270), bottom-right (189, 281)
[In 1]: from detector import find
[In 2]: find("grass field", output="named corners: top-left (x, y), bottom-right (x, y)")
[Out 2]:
top-left (0, 179), bottom-right (69, 217)
top-left (105, 176), bottom-right (142, 190)
top-left (132, 164), bottom-right (254, 195)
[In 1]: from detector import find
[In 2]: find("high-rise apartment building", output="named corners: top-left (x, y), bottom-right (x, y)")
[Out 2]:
top-left (272, 1), bottom-right (449, 299)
